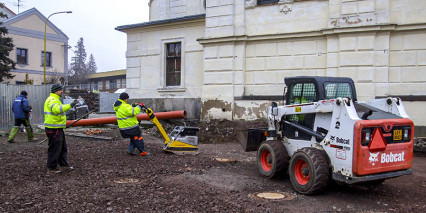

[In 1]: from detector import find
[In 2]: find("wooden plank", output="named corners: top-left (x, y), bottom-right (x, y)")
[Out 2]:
top-left (65, 133), bottom-right (113, 140)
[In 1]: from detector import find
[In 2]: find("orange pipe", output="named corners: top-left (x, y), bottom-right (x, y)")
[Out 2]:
top-left (66, 110), bottom-right (187, 127)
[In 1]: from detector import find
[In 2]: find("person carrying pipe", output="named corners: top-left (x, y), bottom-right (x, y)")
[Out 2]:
top-left (44, 84), bottom-right (78, 174)
top-left (7, 91), bottom-right (37, 143)
top-left (113, 92), bottom-right (149, 156)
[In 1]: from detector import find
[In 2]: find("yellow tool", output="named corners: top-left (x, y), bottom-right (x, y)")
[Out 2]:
top-left (141, 104), bottom-right (199, 154)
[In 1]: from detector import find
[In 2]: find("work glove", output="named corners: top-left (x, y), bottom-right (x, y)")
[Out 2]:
top-left (70, 99), bottom-right (79, 107)
top-left (131, 103), bottom-right (138, 107)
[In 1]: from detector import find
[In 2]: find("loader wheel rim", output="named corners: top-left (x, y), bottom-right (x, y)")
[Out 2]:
top-left (294, 159), bottom-right (309, 185)
top-left (260, 150), bottom-right (272, 172)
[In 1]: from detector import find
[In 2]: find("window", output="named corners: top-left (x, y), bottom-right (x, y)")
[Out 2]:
top-left (289, 83), bottom-right (317, 104)
top-left (41, 51), bottom-right (52, 67)
top-left (16, 48), bottom-right (28, 64)
top-left (324, 82), bottom-right (353, 100)
top-left (166, 42), bottom-right (181, 86)
top-left (121, 78), bottom-right (126, 88)
top-left (258, 0), bottom-right (279, 5)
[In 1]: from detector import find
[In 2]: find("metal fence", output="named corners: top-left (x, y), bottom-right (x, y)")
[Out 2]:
top-left (99, 92), bottom-right (120, 113)
top-left (0, 84), bottom-right (51, 131)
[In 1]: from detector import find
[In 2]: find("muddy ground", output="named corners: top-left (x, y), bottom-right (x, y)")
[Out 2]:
top-left (0, 119), bottom-right (425, 212)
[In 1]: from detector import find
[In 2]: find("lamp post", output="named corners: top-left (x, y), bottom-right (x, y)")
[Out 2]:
top-left (44, 11), bottom-right (72, 84)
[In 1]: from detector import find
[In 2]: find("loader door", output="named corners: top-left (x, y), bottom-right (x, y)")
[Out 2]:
top-left (284, 82), bottom-right (316, 140)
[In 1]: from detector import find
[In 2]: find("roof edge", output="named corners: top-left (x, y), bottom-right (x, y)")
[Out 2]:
top-left (115, 14), bottom-right (205, 31)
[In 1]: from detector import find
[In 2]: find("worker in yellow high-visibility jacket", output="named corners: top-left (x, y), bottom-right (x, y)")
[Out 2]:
top-left (44, 84), bottom-right (78, 174)
top-left (113, 92), bottom-right (148, 156)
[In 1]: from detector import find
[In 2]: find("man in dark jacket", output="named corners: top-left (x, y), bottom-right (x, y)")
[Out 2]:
top-left (8, 91), bottom-right (37, 143)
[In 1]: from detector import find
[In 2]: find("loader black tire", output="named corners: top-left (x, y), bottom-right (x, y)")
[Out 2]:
top-left (256, 140), bottom-right (289, 179)
top-left (289, 148), bottom-right (329, 195)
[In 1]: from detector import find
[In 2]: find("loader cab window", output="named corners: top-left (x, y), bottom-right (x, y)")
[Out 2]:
top-left (324, 82), bottom-right (353, 100)
top-left (289, 83), bottom-right (317, 105)
top-left (285, 82), bottom-right (316, 140)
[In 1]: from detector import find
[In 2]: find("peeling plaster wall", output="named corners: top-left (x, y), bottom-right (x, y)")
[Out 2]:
top-left (126, 0), bottom-right (426, 128)
top-left (197, 0), bottom-right (426, 127)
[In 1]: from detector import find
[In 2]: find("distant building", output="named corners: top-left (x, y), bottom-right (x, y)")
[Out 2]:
top-left (0, 3), bottom-right (16, 21)
top-left (1, 7), bottom-right (69, 85)
top-left (87, 69), bottom-right (126, 92)
top-left (116, 0), bottom-right (426, 133)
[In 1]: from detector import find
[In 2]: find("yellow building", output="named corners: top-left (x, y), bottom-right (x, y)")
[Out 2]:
top-left (2, 8), bottom-right (69, 85)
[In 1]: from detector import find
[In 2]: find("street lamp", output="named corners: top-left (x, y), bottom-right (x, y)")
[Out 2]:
top-left (44, 11), bottom-right (72, 84)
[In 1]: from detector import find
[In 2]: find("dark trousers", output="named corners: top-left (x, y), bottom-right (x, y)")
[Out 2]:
top-left (128, 134), bottom-right (145, 153)
top-left (46, 128), bottom-right (69, 169)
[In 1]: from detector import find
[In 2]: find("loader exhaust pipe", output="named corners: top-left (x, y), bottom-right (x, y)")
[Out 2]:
top-left (66, 110), bottom-right (187, 127)
top-left (283, 120), bottom-right (325, 141)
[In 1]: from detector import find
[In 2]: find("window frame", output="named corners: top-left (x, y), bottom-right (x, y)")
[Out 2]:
top-left (165, 42), bottom-right (182, 87)
top-left (160, 38), bottom-right (185, 90)
top-left (16, 48), bottom-right (28, 64)
top-left (41, 51), bottom-right (52, 67)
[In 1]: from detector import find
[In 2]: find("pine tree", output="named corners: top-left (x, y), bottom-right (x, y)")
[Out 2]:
top-left (86, 54), bottom-right (97, 74)
top-left (69, 37), bottom-right (87, 84)
top-left (0, 4), bottom-right (16, 82)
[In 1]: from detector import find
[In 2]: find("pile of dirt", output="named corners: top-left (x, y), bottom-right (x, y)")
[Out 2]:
top-left (144, 119), bottom-right (267, 144)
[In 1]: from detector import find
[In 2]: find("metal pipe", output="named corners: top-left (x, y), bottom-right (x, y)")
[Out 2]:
top-left (66, 110), bottom-right (187, 127)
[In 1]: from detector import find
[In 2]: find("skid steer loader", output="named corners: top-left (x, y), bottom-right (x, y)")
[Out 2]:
top-left (140, 104), bottom-right (199, 154)
top-left (238, 76), bottom-right (414, 195)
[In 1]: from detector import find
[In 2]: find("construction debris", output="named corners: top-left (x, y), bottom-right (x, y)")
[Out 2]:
top-left (83, 129), bottom-right (105, 135)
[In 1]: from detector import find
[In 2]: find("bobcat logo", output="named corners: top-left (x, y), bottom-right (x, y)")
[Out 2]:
top-left (369, 152), bottom-right (379, 165)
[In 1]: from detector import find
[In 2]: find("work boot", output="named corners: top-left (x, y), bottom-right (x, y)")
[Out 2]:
top-left (47, 168), bottom-right (62, 175)
top-left (60, 166), bottom-right (74, 172)
top-left (28, 138), bottom-right (38, 142)
top-left (7, 127), bottom-right (19, 142)
top-left (140, 151), bottom-right (149, 156)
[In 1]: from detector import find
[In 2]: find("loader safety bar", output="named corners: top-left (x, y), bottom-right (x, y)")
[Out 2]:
top-left (283, 120), bottom-right (325, 141)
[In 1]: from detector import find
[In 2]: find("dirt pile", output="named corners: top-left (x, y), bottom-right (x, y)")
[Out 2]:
top-left (144, 119), bottom-right (267, 144)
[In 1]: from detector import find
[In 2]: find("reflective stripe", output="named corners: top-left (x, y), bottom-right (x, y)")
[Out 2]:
top-left (117, 116), bottom-right (132, 121)
top-left (60, 105), bottom-right (63, 113)
top-left (44, 112), bottom-right (65, 116)
top-left (132, 107), bottom-right (135, 116)
top-left (44, 123), bottom-right (66, 128)
top-left (50, 103), bottom-right (57, 111)
top-left (119, 124), bottom-right (139, 130)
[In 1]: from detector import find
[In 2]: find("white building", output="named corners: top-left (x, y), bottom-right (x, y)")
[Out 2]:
top-left (116, 0), bottom-right (426, 135)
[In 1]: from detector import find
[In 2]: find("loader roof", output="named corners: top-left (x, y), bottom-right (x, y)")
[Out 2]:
top-left (284, 76), bottom-right (357, 102)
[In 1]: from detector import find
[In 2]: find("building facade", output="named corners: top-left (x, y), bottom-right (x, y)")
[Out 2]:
top-left (2, 8), bottom-right (69, 85)
top-left (117, 0), bottom-right (426, 133)
top-left (87, 69), bottom-right (127, 92)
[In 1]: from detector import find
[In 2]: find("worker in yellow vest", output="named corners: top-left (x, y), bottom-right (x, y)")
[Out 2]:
top-left (44, 84), bottom-right (78, 174)
top-left (113, 92), bottom-right (148, 156)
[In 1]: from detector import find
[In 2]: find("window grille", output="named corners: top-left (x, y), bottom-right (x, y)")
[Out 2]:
top-left (324, 82), bottom-right (353, 99)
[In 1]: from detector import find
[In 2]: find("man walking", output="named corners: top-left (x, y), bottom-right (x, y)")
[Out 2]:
top-left (44, 84), bottom-right (78, 174)
top-left (8, 91), bottom-right (37, 143)
top-left (113, 92), bottom-right (148, 156)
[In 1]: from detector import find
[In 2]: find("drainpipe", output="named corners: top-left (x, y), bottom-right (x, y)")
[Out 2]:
top-left (66, 110), bottom-right (187, 127)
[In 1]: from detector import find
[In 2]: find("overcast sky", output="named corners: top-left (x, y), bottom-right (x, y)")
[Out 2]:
top-left (3, 0), bottom-right (150, 72)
